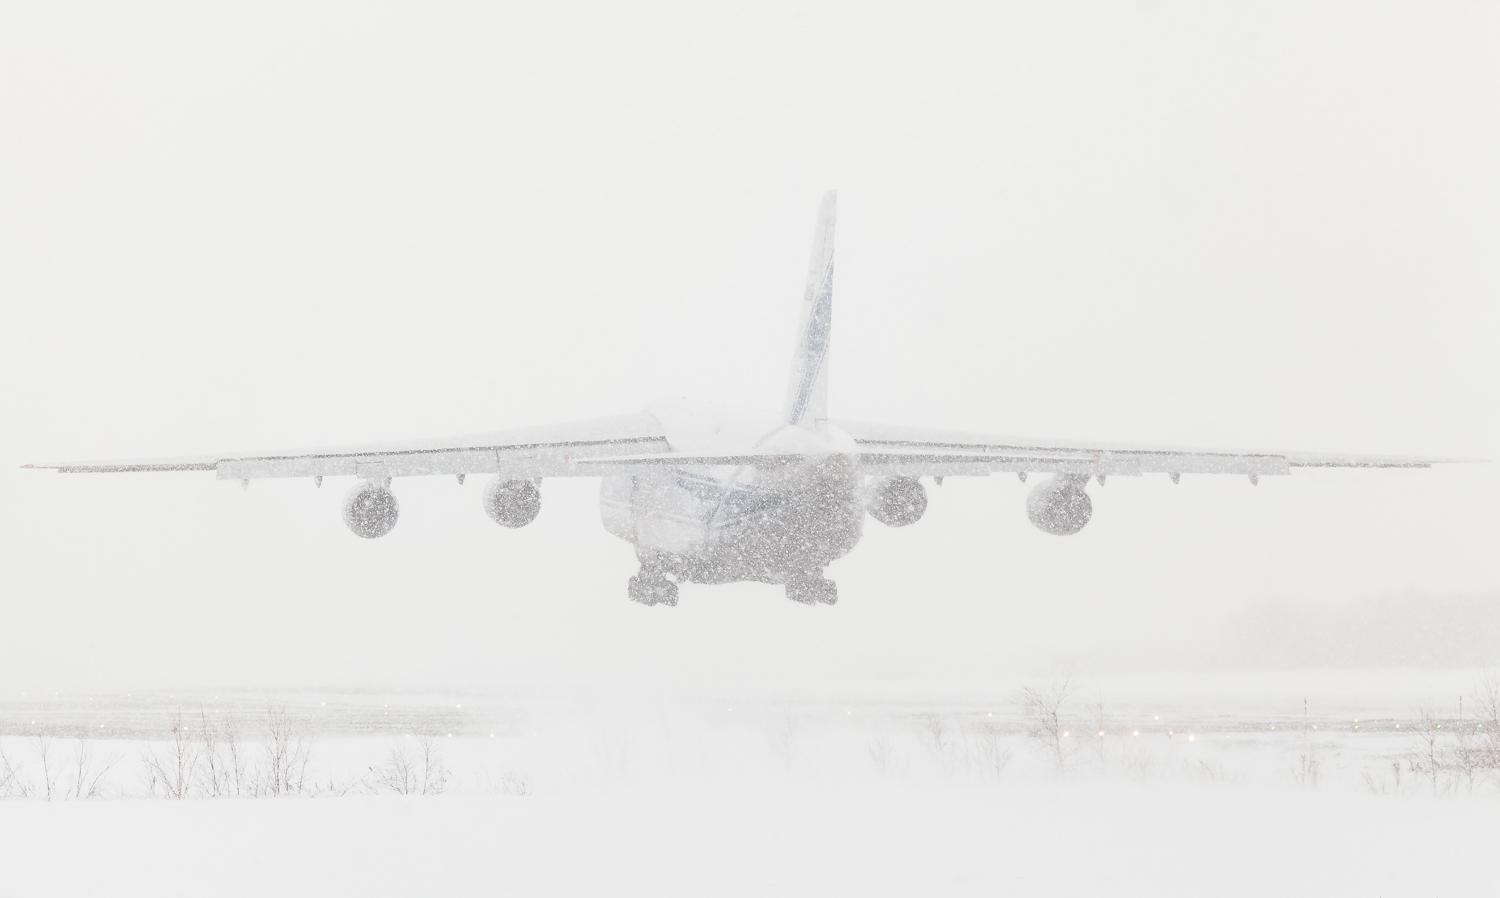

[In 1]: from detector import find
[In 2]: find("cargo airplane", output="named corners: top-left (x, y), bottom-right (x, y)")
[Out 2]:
top-left (27, 192), bottom-right (1465, 606)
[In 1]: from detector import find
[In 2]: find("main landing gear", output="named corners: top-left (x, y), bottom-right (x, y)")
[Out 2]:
top-left (785, 572), bottom-right (837, 606)
top-left (628, 569), bottom-right (679, 607)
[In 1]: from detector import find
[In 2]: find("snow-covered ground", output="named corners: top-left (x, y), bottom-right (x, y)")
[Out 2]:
top-left (2, 672), bottom-right (1496, 896)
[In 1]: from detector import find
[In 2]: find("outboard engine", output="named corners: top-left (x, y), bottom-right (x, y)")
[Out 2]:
top-left (1026, 474), bottom-right (1092, 535)
top-left (483, 477), bottom-right (541, 528)
top-left (865, 476), bottom-right (927, 527)
top-left (344, 481), bottom-right (399, 538)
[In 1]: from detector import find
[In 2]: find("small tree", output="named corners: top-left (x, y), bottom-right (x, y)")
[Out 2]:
top-left (1018, 673), bottom-right (1078, 776)
top-left (67, 739), bottom-right (118, 800)
top-left (143, 710), bottom-right (200, 799)
top-left (372, 733), bottom-right (449, 795)
top-left (1408, 703), bottom-right (1444, 796)
top-left (0, 743), bottom-right (31, 798)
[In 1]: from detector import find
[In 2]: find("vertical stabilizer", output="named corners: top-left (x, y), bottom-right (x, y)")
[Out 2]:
top-left (783, 190), bottom-right (836, 427)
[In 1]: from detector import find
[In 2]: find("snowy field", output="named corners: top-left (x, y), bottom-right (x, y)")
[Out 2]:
top-left (3, 671), bottom-right (1496, 897)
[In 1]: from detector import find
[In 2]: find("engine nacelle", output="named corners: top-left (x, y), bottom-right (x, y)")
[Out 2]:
top-left (483, 477), bottom-right (541, 528)
top-left (1026, 474), bottom-right (1091, 536)
top-left (344, 481), bottom-right (399, 538)
top-left (865, 476), bottom-right (927, 527)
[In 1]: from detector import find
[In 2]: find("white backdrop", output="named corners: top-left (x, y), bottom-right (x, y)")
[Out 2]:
top-left (2, 2), bottom-right (1496, 694)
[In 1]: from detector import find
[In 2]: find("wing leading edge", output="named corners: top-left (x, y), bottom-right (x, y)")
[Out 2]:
top-left (832, 419), bottom-right (1479, 479)
top-left (29, 412), bottom-right (672, 482)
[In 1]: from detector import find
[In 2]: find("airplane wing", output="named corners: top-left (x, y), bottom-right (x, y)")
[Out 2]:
top-left (831, 419), bottom-right (1478, 481)
top-left (26, 412), bottom-right (672, 483)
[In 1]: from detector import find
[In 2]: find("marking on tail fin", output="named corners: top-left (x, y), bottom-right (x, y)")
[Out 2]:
top-left (784, 190), bottom-right (837, 426)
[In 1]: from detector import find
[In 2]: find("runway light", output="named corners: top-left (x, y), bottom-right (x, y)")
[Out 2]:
top-left (1132, 731), bottom-right (1139, 737)
top-left (1098, 731), bottom-right (1104, 737)
top-left (1188, 734), bottom-right (1195, 742)
top-left (1154, 716), bottom-right (1159, 721)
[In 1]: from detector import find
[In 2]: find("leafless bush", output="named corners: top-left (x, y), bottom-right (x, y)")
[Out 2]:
top-left (1471, 669), bottom-right (1500, 788)
top-left (496, 772), bottom-right (529, 796)
top-left (1289, 744), bottom-right (1323, 789)
top-left (969, 721), bottom-right (1012, 779)
top-left (1187, 758), bottom-right (1241, 785)
top-left (33, 737), bottom-right (63, 801)
top-left (318, 770), bottom-right (373, 797)
top-left (920, 713), bottom-right (954, 775)
top-left (0, 743), bottom-right (32, 798)
top-left (143, 710), bottom-right (200, 799)
top-left (66, 739), bottom-right (118, 799)
top-left (1120, 744), bottom-right (1164, 782)
top-left (194, 709), bottom-right (231, 797)
top-left (372, 734), bottom-right (449, 795)
top-left (1018, 673), bottom-right (1078, 776)
top-left (257, 704), bottom-right (313, 796)
top-left (867, 735), bottom-right (901, 777)
top-left (1359, 758), bottom-right (1410, 796)
top-left (468, 769), bottom-right (530, 796)
top-left (1407, 703), bottom-right (1445, 795)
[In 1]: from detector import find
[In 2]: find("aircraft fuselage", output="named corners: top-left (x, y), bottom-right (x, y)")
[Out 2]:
top-left (599, 401), bottom-right (864, 591)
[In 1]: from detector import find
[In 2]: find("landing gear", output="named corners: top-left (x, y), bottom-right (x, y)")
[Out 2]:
top-left (628, 570), bottom-right (679, 607)
top-left (785, 572), bottom-right (837, 606)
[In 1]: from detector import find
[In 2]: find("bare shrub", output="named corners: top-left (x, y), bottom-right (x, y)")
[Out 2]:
top-left (970, 721), bottom-right (1012, 779)
top-left (143, 710), bottom-right (200, 799)
top-left (0, 743), bottom-right (32, 798)
top-left (318, 770), bottom-right (372, 797)
top-left (372, 734), bottom-right (449, 795)
top-left (1120, 744), bottom-right (1164, 782)
top-left (1407, 703), bottom-right (1445, 795)
top-left (67, 739), bottom-right (118, 800)
top-left (195, 709), bottom-right (231, 797)
top-left (1471, 669), bottom-right (1500, 789)
top-left (33, 737), bottom-right (62, 801)
top-left (1188, 758), bottom-right (1240, 785)
top-left (919, 713), bottom-right (954, 775)
top-left (1289, 744), bottom-right (1323, 789)
top-left (497, 772), bottom-right (530, 796)
top-left (258, 704), bottom-right (312, 796)
top-left (867, 735), bottom-right (900, 777)
top-left (1360, 758), bottom-right (1408, 796)
top-left (1017, 673), bottom-right (1078, 776)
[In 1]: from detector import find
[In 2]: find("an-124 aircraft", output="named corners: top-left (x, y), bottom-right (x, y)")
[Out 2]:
top-left (27, 192), bottom-right (1469, 607)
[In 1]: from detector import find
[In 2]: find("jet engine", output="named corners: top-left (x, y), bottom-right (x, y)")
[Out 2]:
top-left (483, 477), bottom-right (541, 528)
top-left (1026, 474), bottom-right (1091, 536)
top-left (344, 481), bottom-right (399, 538)
top-left (865, 476), bottom-right (927, 527)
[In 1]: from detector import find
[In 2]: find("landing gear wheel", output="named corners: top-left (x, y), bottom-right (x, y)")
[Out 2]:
top-left (785, 574), bottom-right (837, 606)
top-left (629, 573), bottom-right (679, 607)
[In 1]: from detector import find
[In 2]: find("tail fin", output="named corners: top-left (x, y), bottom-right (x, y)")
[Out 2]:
top-left (783, 190), bottom-right (837, 427)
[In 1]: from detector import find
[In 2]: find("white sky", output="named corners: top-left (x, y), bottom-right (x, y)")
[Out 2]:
top-left (2, 2), bottom-right (1496, 695)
